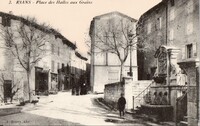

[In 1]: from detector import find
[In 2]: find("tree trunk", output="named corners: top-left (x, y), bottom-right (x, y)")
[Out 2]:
top-left (120, 62), bottom-right (125, 82)
top-left (27, 47), bottom-right (31, 102)
top-left (27, 71), bottom-right (31, 102)
top-left (10, 96), bottom-right (13, 103)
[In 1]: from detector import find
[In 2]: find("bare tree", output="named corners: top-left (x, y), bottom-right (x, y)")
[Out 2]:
top-left (0, 17), bottom-right (51, 102)
top-left (90, 18), bottom-right (137, 81)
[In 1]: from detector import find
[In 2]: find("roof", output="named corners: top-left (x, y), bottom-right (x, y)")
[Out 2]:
top-left (75, 51), bottom-right (88, 61)
top-left (137, 1), bottom-right (165, 23)
top-left (94, 11), bottom-right (137, 22)
top-left (0, 11), bottom-right (77, 50)
top-left (89, 11), bottom-right (137, 37)
top-left (49, 28), bottom-right (77, 50)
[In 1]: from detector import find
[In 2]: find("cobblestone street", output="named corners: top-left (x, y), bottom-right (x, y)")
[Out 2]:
top-left (0, 92), bottom-right (170, 126)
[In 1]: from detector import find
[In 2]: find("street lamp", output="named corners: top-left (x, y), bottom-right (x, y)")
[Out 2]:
top-left (128, 30), bottom-right (134, 77)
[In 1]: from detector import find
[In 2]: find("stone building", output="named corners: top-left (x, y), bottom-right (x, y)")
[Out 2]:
top-left (89, 12), bottom-right (138, 93)
top-left (0, 12), bottom-right (87, 102)
top-left (85, 52), bottom-right (91, 91)
top-left (67, 50), bottom-right (88, 95)
top-left (36, 29), bottom-right (77, 93)
top-left (136, 0), bottom-right (199, 125)
top-left (137, 2), bottom-right (167, 80)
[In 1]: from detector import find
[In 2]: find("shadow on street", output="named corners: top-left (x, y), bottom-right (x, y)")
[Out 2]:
top-left (0, 112), bottom-right (83, 126)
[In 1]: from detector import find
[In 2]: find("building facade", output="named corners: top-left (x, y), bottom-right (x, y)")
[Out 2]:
top-left (70, 50), bottom-right (88, 94)
top-left (137, 2), bottom-right (167, 80)
top-left (0, 12), bottom-right (87, 102)
top-left (89, 12), bottom-right (138, 93)
top-left (137, 0), bottom-right (199, 125)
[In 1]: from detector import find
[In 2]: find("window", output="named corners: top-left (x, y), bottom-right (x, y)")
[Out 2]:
top-left (62, 63), bottom-right (65, 72)
top-left (186, 44), bottom-right (193, 58)
top-left (57, 62), bottom-right (60, 71)
top-left (55, 35), bottom-right (58, 39)
top-left (2, 16), bottom-right (11, 27)
top-left (147, 23), bottom-right (152, 34)
top-left (58, 47), bottom-right (60, 56)
top-left (4, 80), bottom-right (12, 98)
top-left (170, 0), bottom-right (175, 6)
top-left (108, 70), bottom-right (119, 82)
top-left (94, 52), bottom-right (106, 65)
top-left (158, 17), bottom-right (162, 29)
top-left (186, 22), bottom-right (193, 35)
top-left (169, 8), bottom-right (175, 21)
top-left (187, 1), bottom-right (194, 14)
top-left (51, 44), bottom-right (54, 54)
top-left (51, 60), bottom-right (55, 72)
top-left (169, 29), bottom-right (174, 41)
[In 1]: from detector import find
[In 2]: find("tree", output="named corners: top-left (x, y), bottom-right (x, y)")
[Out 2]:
top-left (0, 17), bottom-right (51, 102)
top-left (90, 18), bottom-right (137, 81)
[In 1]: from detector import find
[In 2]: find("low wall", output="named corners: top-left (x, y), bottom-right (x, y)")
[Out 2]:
top-left (140, 104), bottom-right (173, 121)
top-left (104, 82), bottom-right (124, 109)
top-left (104, 78), bottom-right (152, 110)
top-left (132, 80), bottom-right (152, 109)
top-left (150, 85), bottom-right (187, 121)
top-left (0, 106), bottom-right (22, 116)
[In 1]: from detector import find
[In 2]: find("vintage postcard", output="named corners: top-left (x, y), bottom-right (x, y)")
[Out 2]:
top-left (0, 0), bottom-right (199, 125)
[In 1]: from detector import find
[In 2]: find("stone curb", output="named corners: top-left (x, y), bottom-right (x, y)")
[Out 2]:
top-left (125, 110), bottom-right (135, 115)
top-left (95, 98), bottom-right (112, 111)
top-left (95, 98), bottom-right (175, 126)
top-left (95, 98), bottom-right (135, 120)
top-left (0, 106), bottom-right (22, 116)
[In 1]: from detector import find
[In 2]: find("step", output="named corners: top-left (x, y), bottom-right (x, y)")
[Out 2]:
top-left (126, 110), bottom-right (136, 114)
top-left (179, 121), bottom-right (188, 126)
top-left (134, 110), bottom-right (141, 114)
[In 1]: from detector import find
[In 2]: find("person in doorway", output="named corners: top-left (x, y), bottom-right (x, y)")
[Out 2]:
top-left (51, 78), bottom-right (57, 94)
top-left (80, 83), bottom-right (87, 95)
top-left (118, 93), bottom-right (126, 117)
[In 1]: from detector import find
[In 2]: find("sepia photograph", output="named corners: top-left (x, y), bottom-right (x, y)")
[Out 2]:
top-left (0, 0), bottom-right (199, 125)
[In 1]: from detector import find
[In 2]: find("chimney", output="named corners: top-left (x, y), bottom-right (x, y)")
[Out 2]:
top-left (9, 11), bottom-right (13, 15)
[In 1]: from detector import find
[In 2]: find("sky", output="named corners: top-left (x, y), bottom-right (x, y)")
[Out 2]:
top-left (0, 0), bottom-right (161, 55)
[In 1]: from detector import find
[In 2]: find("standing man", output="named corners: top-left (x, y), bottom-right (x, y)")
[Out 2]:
top-left (118, 93), bottom-right (126, 117)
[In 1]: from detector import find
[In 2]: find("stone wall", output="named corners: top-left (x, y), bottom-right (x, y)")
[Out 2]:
top-left (149, 85), bottom-right (187, 121)
top-left (93, 66), bottom-right (138, 93)
top-left (104, 82), bottom-right (123, 109)
top-left (137, 0), bottom-right (199, 81)
top-left (136, 0), bottom-right (199, 124)
top-left (178, 60), bottom-right (199, 126)
top-left (132, 80), bottom-right (152, 109)
top-left (137, 2), bottom-right (167, 80)
top-left (104, 77), bottom-right (152, 110)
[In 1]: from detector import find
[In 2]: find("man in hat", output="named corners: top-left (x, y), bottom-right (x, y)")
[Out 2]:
top-left (118, 93), bottom-right (126, 117)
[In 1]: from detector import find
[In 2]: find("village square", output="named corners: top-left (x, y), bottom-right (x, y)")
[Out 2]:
top-left (0, 0), bottom-right (199, 125)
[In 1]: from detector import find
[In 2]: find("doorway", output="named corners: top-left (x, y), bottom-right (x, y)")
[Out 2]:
top-left (35, 67), bottom-right (49, 95)
top-left (4, 80), bottom-right (12, 103)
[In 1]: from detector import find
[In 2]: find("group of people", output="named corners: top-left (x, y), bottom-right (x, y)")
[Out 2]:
top-left (49, 78), bottom-right (58, 94)
top-left (71, 83), bottom-right (87, 95)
